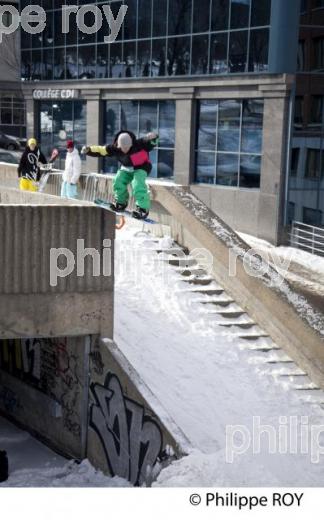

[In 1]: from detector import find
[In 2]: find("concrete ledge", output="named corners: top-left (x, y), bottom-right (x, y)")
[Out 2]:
top-left (151, 185), bottom-right (324, 389)
top-left (87, 338), bottom-right (191, 485)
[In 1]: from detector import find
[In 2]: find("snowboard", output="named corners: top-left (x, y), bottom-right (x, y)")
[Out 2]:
top-left (38, 148), bottom-right (59, 192)
top-left (94, 198), bottom-right (157, 224)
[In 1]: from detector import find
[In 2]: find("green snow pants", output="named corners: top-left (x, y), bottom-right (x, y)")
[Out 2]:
top-left (113, 168), bottom-right (151, 210)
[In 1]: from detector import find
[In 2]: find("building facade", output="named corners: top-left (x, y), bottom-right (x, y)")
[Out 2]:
top-left (0, 0), bottom-right (25, 139)
top-left (287, 0), bottom-right (324, 227)
top-left (20, 0), bottom-right (307, 244)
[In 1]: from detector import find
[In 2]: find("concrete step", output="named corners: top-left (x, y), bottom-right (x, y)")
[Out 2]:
top-left (213, 321), bottom-right (256, 329)
top-left (167, 256), bottom-right (199, 267)
top-left (180, 276), bottom-right (216, 286)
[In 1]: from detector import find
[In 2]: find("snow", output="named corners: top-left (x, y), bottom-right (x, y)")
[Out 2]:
top-left (0, 416), bottom-right (129, 487)
top-left (3, 225), bottom-right (324, 487)
top-left (238, 232), bottom-right (324, 278)
top-left (114, 227), bottom-right (324, 486)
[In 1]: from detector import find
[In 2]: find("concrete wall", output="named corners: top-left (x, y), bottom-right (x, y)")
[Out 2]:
top-left (0, 335), bottom-right (90, 459)
top-left (0, 334), bottom-right (190, 484)
top-left (87, 338), bottom-right (189, 485)
top-left (0, 187), bottom-right (115, 339)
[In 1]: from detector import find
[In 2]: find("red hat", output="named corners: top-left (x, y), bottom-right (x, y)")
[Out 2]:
top-left (66, 140), bottom-right (74, 149)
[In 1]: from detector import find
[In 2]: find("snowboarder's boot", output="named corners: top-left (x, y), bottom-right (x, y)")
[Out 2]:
top-left (132, 206), bottom-right (149, 220)
top-left (109, 201), bottom-right (128, 213)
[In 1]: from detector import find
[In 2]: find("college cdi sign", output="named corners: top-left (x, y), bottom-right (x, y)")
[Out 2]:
top-left (33, 89), bottom-right (79, 100)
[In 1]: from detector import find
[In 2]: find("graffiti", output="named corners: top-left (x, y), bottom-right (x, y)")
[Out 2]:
top-left (0, 385), bottom-right (21, 413)
top-left (90, 350), bottom-right (104, 376)
top-left (90, 373), bottom-right (163, 486)
top-left (42, 338), bottom-right (82, 438)
top-left (0, 338), bottom-right (41, 384)
top-left (0, 336), bottom-right (83, 438)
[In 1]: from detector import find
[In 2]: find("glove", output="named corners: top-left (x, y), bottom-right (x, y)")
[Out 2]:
top-left (81, 145), bottom-right (90, 155)
top-left (146, 132), bottom-right (158, 142)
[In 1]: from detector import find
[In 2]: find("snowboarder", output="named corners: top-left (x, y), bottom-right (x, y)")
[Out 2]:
top-left (82, 130), bottom-right (159, 220)
top-left (61, 140), bottom-right (82, 199)
top-left (17, 138), bottom-right (47, 192)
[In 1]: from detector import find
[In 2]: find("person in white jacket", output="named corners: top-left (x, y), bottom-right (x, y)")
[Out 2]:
top-left (61, 140), bottom-right (81, 199)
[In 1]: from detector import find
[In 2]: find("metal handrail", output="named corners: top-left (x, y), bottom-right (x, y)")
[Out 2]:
top-left (290, 220), bottom-right (324, 257)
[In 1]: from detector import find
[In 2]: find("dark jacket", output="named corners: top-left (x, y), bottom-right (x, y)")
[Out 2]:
top-left (87, 131), bottom-right (158, 174)
top-left (17, 146), bottom-right (47, 181)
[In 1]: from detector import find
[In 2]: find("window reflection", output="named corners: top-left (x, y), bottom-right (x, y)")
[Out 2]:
top-left (24, 1), bottom-right (271, 80)
top-left (167, 37), bottom-right (190, 76)
top-left (195, 98), bottom-right (264, 188)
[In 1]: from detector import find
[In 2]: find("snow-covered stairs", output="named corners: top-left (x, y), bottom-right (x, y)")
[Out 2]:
top-left (141, 234), bottom-right (324, 409)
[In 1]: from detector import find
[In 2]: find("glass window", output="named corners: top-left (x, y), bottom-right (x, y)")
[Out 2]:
top-left (73, 101), bottom-right (87, 150)
top-left (105, 102), bottom-right (121, 141)
top-left (297, 40), bottom-right (305, 71)
top-left (303, 207), bottom-right (322, 226)
top-left (239, 154), bottom-right (261, 188)
top-left (39, 101), bottom-right (86, 166)
top-left (197, 100), bottom-right (218, 151)
top-left (109, 42), bottom-right (123, 78)
top-left (294, 97), bottom-right (304, 127)
top-left (248, 29), bottom-right (269, 72)
top-left (310, 96), bottom-right (324, 125)
top-left (78, 46), bottom-right (96, 79)
top-left (211, 0), bottom-right (230, 31)
top-left (43, 48), bottom-right (54, 80)
top-left (313, 37), bottom-right (324, 70)
top-left (54, 47), bottom-right (66, 80)
top-left (168, 0), bottom-right (193, 36)
top-left (139, 100), bottom-right (158, 135)
top-left (157, 149), bottom-right (174, 178)
top-left (137, 40), bottom-right (151, 77)
top-left (290, 148), bottom-right (300, 177)
top-left (123, 41), bottom-right (136, 77)
top-left (138, 0), bottom-right (152, 39)
top-left (22, 54), bottom-right (31, 81)
top-left (218, 100), bottom-right (241, 152)
top-left (152, 0), bottom-right (167, 37)
top-left (193, 0), bottom-right (211, 33)
top-left (31, 50), bottom-right (42, 80)
top-left (152, 39), bottom-right (167, 76)
top-left (65, 47), bottom-right (77, 79)
top-left (167, 37), bottom-right (191, 75)
top-left (209, 33), bottom-right (228, 74)
top-left (54, 9), bottom-right (65, 47)
top-left (196, 151), bottom-right (216, 183)
top-left (306, 149), bottom-right (321, 179)
top-left (216, 153), bottom-right (239, 186)
top-left (159, 100), bottom-right (176, 147)
top-left (251, 0), bottom-right (272, 27)
top-left (195, 98), bottom-right (264, 188)
top-left (287, 202), bottom-right (295, 224)
top-left (97, 45), bottom-right (109, 79)
top-left (191, 35), bottom-right (209, 75)
top-left (124, 0), bottom-right (138, 40)
top-left (230, 0), bottom-right (251, 29)
top-left (120, 101), bottom-right (138, 133)
top-left (241, 99), bottom-right (264, 153)
top-left (229, 30), bottom-right (248, 72)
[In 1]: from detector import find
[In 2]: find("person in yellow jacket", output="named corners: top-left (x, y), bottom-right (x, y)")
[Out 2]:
top-left (17, 138), bottom-right (47, 192)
